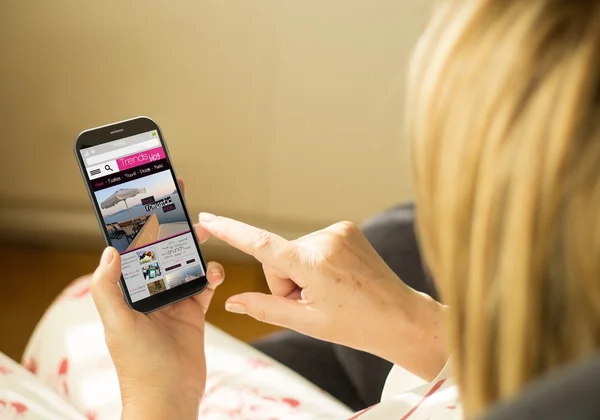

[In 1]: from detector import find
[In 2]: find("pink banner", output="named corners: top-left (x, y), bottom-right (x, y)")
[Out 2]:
top-left (116, 147), bottom-right (166, 171)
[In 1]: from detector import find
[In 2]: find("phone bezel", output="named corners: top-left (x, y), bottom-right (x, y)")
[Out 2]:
top-left (73, 116), bottom-right (208, 313)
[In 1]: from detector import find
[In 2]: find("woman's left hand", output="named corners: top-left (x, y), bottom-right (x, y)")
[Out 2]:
top-left (91, 247), bottom-right (225, 420)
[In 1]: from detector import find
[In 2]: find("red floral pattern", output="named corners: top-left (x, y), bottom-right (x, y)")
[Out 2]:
top-left (200, 382), bottom-right (304, 417)
top-left (13, 284), bottom-right (356, 420)
top-left (45, 357), bottom-right (71, 398)
top-left (10, 402), bottom-right (27, 415)
top-left (58, 276), bottom-right (92, 300)
top-left (58, 358), bottom-right (69, 376)
top-left (282, 397), bottom-right (300, 408)
top-left (0, 399), bottom-right (29, 417)
top-left (0, 366), bottom-right (12, 375)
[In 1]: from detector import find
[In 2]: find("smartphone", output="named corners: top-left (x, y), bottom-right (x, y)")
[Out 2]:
top-left (74, 116), bottom-right (208, 313)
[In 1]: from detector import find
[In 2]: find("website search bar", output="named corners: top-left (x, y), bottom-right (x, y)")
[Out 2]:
top-left (86, 138), bottom-right (161, 166)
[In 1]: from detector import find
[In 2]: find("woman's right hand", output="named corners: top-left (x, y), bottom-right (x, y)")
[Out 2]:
top-left (196, 213), bottom-right (448, 380)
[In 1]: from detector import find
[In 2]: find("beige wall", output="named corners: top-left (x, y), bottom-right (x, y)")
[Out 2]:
top-left (0, 1), bottom-right (433, 258)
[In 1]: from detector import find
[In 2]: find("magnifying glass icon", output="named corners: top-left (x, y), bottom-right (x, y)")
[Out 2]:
top-left (105, 164), bottom-right (113, 172)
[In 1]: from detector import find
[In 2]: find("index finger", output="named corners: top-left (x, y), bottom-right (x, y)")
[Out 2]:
top-left (193, 223), bottom-right (212, 244)
top-left (177, 178), bottom-right (185, 195)
top-left (198, 213), bottom-right (299, 272)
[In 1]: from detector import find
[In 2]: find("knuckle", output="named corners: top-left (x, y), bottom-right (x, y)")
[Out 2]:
top-left (279, 246), bottom-right (299, 263)
top-left (317, 221), bottom-right (361, 257)
top-left (209, 216), bottom-right (224, 237)
top-left (336, 221), bottom-right (359, 236)
top-left (256, 307), bottom-right (269, 323)
top-left (317, 230), bottom-right (343, 250)
top-left (251, 229), bottom-right (274, 250)
top-left (327, 232), bottom-right (345, 248)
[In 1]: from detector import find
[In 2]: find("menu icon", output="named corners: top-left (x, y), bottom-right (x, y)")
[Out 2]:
top-left (90, 168), bottom-right (101, 176)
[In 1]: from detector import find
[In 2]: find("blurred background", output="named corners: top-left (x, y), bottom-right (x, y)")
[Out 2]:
top-left (0, 1), bottom-right (433, 361)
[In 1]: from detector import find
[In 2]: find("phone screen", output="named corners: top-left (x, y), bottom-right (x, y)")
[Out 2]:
top-left (79, 129), bottom-right (205, 304)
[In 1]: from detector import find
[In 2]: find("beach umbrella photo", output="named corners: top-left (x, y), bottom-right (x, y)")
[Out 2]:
top-left (101, 188), bottom-right (147, 227)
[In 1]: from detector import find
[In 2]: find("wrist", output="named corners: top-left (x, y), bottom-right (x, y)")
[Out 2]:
top-left (121, 385), bottom-right (201, 420)
top-left (122, 402), bottom-right (198, 420)
top-left (369, 285), bottom-right (449, 381)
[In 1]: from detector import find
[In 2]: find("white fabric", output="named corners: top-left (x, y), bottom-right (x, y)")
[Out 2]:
top-left (353, 361), bottom-right (462, 419)
top-left (0, 276), bottom-right (462, 419)
top-left (0, 352), bottom-right (86, 420)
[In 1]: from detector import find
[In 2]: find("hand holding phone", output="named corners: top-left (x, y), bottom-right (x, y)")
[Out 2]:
top-left (74, 116), bottom-right (209, 313)
top-left (90, 244), bottom-right (225, 419)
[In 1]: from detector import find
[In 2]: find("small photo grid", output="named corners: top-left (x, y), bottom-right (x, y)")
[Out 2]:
top-left (136, 248), bottom-right (166, 296)
top-left (165, 264), bottom-right (203, 289)
top-left (147, 279), bottom-right (167, 296)
top-left (142, 263), bottom-right (162, 281)
top-left (137, 249), bottom-right (156, 264)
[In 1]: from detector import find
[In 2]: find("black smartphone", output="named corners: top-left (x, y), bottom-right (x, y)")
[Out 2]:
top-left (74, 116), bottom-right (208, 313)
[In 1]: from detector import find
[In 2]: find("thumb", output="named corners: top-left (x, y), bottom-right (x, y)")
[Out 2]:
top-left (225, 293), bottom-right (305, 329)
top-left (91, 247), bottom-right (132, 325)
top-left (192, 261), bottom-right (225, 313)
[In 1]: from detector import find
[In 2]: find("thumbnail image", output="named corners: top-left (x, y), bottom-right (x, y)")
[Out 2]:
top-left (142, 263), bottom-right (162, 281)
top-left (137, 249), bottom-right (156, 264)
top-left (95, 170), bottom-right (189, 253)
top-left (165, 264), bottom-right (205, 289)
top-left (147, 279), bottom-right (167, 296)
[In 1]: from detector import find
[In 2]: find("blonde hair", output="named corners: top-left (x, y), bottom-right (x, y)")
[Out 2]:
top-left (408, 0), bottom-right (600, 416)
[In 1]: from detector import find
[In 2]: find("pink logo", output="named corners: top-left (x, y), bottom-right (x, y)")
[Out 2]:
top-left (117, 147), bottom-right (166, 171)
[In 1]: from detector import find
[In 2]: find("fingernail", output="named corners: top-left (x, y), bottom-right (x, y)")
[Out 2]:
top-left (101, 248), bottom-right (114, 265)
top-left (200, 212), bottom-right (216, 223)
top-left (211, 267), bottom-right (223, 280)
top-left (226, 302), bottom-right (247, 314)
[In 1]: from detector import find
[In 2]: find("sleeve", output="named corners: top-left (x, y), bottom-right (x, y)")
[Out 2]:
top-left (348, 361), bottom-right (460, 420)
top-left (381, 359), bottom-right (453, 401)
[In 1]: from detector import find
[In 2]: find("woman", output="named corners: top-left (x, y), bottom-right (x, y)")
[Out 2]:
top-left (91, 0), bottom-right (600, 418)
